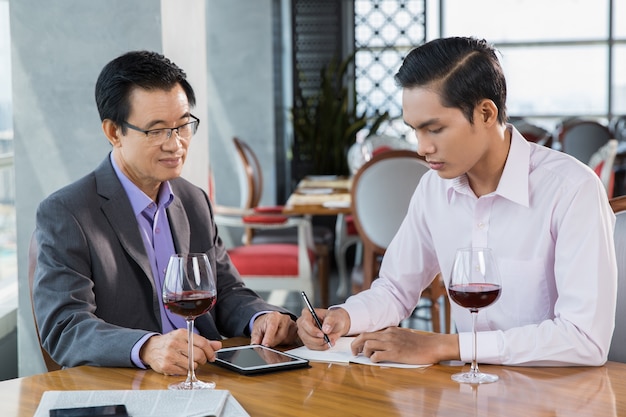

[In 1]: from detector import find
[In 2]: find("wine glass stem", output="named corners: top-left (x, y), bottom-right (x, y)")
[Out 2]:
top-left (186, 318), bottom-right (196, 386)
top-left (470, 311), bottom-right (479, 376)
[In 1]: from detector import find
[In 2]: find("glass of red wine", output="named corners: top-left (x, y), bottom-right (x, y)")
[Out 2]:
top-left (162, 253), bottom-right (217, 390)
top-left (448, 247), bottom-right (502, 384)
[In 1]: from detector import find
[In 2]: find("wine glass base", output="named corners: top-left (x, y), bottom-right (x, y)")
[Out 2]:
top-left (168, 380), bottom-right (216, 390)
top-left (451, 371), bottom-right (498, 384)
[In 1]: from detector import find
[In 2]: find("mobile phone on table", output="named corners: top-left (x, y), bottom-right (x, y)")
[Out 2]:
top-left (49, 404), bottom-right (128, 417)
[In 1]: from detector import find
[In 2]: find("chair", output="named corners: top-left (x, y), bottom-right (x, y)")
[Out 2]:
top-left (609, 115), bottom-right (626, 142)
top-left (232, 137), bottom-right (333, 303)
top-left (350, 150), bottom-right (451, 333)
top-left (588, 139), bottom-right (618, 198)
top-left (337, 135), bottom-right (417, 299)
top-left (509, 118), bottom-right (553, 147)
top-left (229, 137), bottom-right (333, 306)
top-left (214, 212), bottom-right (317, 305)
top-left (555, 118), bottom-right (612, 164)
top-left (28, 233), bottom-right (62, 372)
top-left (609, 196), bottom-right (626, 363)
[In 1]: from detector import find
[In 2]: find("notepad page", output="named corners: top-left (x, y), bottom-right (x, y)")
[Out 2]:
top-left (33, 389), bottom-right (249, 417)
top-left (286, 336), bottom-right (431, 368)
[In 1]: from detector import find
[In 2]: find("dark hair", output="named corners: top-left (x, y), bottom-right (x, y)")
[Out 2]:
top-left (394, 37), bottom-right (507, 124)
top-left (95, 51), bottom-right (196, 133)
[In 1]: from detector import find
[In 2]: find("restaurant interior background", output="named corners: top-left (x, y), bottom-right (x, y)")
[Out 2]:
top-left (0, 0), bottom-right (624, 379)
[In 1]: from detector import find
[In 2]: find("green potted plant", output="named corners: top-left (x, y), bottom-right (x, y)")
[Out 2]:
top-left (291, 53), bottom-right (389, 176)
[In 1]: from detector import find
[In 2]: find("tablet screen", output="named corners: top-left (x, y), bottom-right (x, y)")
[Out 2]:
top-left (214, 345), bottom-right (309, 375)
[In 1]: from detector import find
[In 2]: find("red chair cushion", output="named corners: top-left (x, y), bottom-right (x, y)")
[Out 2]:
top-left (242, 214), bottom-right (288, 224)
top-left (372, 145), bottom-right (393, 156)
top-left (345, 215), bottom-right (358, 235)
top-left (592, 160), bottom-right (615, 198)
top-left (253, 205), bottom-right (285, 214)
top-left (229, 244), bottom-right (315, 276)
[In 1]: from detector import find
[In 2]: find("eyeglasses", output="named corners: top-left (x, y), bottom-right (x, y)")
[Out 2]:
top-left (122, 114), bottom-right (200, 146)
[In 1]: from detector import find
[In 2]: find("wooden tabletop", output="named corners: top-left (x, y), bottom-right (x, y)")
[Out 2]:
top-left (2, 338), bottom-right (625, 416)
top-left (283, 177), bottom-right (352, 216)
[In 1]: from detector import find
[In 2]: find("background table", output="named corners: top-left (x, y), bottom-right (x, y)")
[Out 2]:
top-left (283, 177), bottom-right (353, 302)
top-left (2, 338), bottom-right (625, 416)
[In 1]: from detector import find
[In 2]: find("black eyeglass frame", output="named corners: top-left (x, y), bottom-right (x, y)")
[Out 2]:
top-left (122, 114), bottom-right (200, 142)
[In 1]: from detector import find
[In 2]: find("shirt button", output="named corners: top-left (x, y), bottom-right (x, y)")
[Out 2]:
top-left (477, 222), bottom-right (485, 229)
top-left (155, 227), bottom-right (160, 233)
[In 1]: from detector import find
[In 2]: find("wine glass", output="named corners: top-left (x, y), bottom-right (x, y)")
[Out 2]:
top-left (448, 247), bottom-right (502, 384)
top-left (162, 253), bottom-right (217, 390)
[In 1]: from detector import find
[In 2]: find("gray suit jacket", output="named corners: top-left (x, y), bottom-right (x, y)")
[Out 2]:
top-left (33, 155), bottom-right (293, 368)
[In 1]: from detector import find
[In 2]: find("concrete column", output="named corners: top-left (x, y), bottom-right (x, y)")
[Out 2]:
top-left (11, 0), bottom-right (209, 376)
top-left (206, 0), bottom-right (276, 208)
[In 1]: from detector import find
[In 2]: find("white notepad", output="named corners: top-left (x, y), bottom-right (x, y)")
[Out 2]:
top-left (34, 389), bottom-right (250, 417)
top-left (286, 336), bottom-right (431, 368)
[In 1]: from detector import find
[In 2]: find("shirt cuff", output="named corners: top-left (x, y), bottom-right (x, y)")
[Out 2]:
top-left (458, 331), bottom-right (501, 363)
top-left (247, 311), bottom-right (271, 336)
top-left (131, 332), bottom-right (159, 368)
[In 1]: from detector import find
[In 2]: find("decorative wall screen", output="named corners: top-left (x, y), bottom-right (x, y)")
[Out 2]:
top-left (292, 0), bottom-right (344, 100)
top-left (354, 0), bottom-right (426, 135)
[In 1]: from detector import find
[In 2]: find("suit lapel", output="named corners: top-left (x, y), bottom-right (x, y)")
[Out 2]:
top-left (95, 157), bottom-right (155, 288)
top-left (167, 196), bottom-right (191, 255)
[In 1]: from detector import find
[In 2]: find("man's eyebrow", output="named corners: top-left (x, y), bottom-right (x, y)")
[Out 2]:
top-left (416, 118), bottom-right (440, 130)
top-left (144, 113), bottom-right (191, 130)
top-left (403, 118), bottom-right (440, 130)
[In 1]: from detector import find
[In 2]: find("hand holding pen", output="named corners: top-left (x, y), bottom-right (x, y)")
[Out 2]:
top-left (300, 291), bottom-right (332, 348)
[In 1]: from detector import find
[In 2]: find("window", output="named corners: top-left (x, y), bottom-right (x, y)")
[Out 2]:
top-left (353, 0), bottom-right (626, 134)
top-left (0, 0), bottom-right (16, 306)
top-left (354, 0), bottom-right (426, 136)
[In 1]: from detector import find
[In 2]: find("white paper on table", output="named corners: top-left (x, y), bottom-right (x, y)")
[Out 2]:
top-left (34, 389), bottom-right (250, 417)
top-left (286, 337), bottom-right (431, 369)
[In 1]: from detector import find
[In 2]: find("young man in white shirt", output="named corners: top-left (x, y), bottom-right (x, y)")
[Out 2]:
top-left (297, 36), bottom-right (617, 366)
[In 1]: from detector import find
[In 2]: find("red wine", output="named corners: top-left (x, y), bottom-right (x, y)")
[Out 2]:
top-left (164, 291), bottom-right (216, 318)
top-left (448, 283), bottom-right (501, 312)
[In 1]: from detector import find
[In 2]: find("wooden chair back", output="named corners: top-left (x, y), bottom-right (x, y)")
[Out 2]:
top-left (28, 233), bottom-right (62, 371)
top-left (556, 119), bottom-right (612, 164)
top-left (609, 196), bottom-right (626, 362)
top-left (233, 136), bottom-right (263, 210)
top-left (350, 150), bottom-right (450, 332)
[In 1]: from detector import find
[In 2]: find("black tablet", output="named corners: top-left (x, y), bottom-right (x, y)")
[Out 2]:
top-left (213, 345), bottom-right (309, 375)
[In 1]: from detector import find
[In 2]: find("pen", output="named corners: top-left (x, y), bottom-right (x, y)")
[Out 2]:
top-left (301, 291), bottom-right (332, 348)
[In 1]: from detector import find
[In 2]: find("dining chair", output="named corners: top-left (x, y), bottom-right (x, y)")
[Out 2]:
top-left (588, 139), bottom-right (618, 198)
top-left (509, 118), bottom-right (553, 147)
top-left (609, 195), bottom-right (626, 363)
top-left (214, 212), bottom-right (317, 305)
top-left (350, 149), bottom-right (451, 333)
top-left (555, 118), bottom-right (612, 164)
top-left (337, 135), bottom-right (417, 299)
top-left (28, 233), bottom-right (62, 372)
top-left (229, 137), bottom-right (333, 305)
top-left (609, 115), bottom-right (626, 142)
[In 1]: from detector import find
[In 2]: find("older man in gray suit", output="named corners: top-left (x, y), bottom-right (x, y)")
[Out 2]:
top-left (33, 51), bottom-right (298, 376)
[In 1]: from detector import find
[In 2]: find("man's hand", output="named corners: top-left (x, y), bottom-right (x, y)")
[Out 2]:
top-left (296, 307), bottom-right (351, 350)
top-left (139, 329), bottom-right (222, 375)
top-left (250, 311), bottom-right (298, 347)
top-left (351, 327), bottom-right (460, 365)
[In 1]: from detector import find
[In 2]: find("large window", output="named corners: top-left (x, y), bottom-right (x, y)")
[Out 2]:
top-left (354, 0), bottom-right (426, 136)
top-left (354, 0), bottom-right (626, 134)
top-left (0, 0), bottom-right (16, 307)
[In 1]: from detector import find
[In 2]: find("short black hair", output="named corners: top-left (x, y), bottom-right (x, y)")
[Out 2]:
top-left (394, 37), bottom-right (507, 124)
top-left (95, 51), bottom-right (196, 133)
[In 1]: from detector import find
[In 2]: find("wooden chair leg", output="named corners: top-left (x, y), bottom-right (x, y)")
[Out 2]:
top-left (315, 243), bottom-right (330, 308)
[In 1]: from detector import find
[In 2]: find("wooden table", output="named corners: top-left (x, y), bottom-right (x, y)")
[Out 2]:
top-left (3, 338), bottom-right (625, 416)
top-left (282, 176), bottom-right (352, 216)
top-left (283, 177), bottom-right (353, 305)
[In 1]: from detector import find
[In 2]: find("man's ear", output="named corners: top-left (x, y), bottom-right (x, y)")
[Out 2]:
top-left (476, 99), bottom-right (499, 127)
top-left (102, 119), bottom-right (121, 147)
